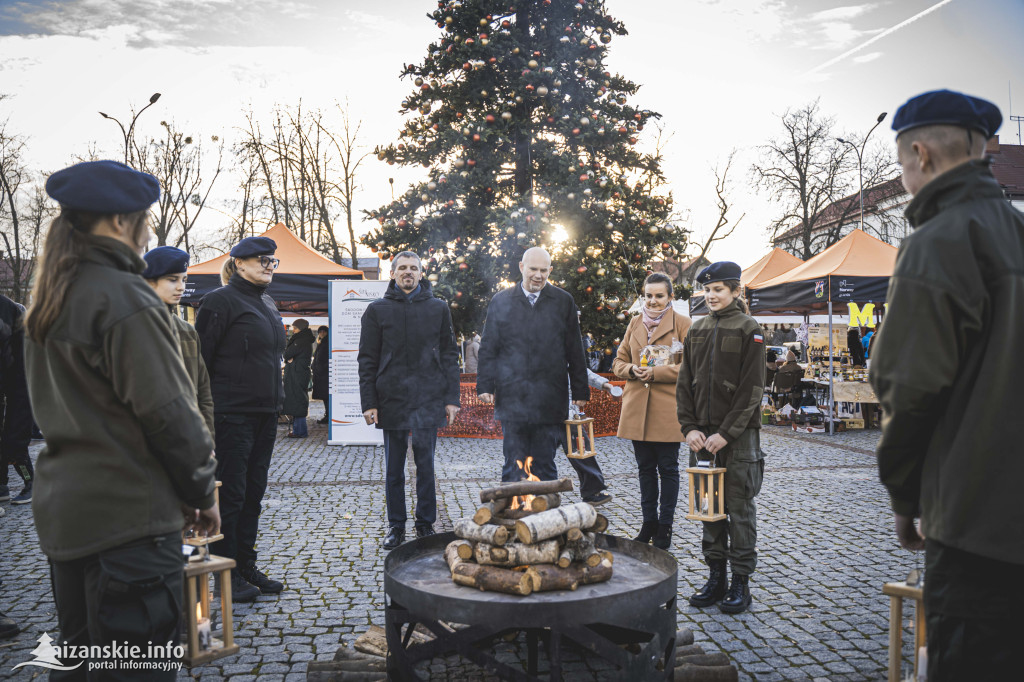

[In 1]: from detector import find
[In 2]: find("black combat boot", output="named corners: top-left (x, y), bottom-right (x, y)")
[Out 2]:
top-left (718, 573), bottom-right (752, 613)
top-left (240, 561), bottom-right (283, 594)
top-left (688, 559), bottom-right (728, 607)
top-left (633, 521), bottom-right (658, 544)
top-left (229, 570), bottom-right (261, 603)
top-left (652, 524), bottom-right (673, 550)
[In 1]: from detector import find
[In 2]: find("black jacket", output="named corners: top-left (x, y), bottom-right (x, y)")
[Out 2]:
top-left (195, 274), bottom-right (286, 414)
top-left (476, 283), bottom-right (589, 424)
top-left (357, 280), bottom-right (460, 429)
top-left (282, 327), bottom-right (315, 417)
top-left (0, 295), bottom-right (31, 462)
top-left (312, 336), bottom-right (330, 401)
top-left (870, 159), bottom-right (1024, 564)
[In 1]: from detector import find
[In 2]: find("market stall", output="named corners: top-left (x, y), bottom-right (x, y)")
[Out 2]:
top-left (749, 230), bottom-right (897, 433)
top-left (181, 223), bottom-right (364, 314)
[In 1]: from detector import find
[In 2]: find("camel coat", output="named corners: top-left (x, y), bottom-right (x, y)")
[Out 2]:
top-left (613, 309), bottom-right (692, 442)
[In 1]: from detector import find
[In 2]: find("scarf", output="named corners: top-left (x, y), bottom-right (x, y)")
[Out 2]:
top-left (641, 305), bottom-right (669, 340)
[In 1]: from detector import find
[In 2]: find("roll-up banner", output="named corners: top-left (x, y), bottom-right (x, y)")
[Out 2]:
top-left (328, 280), bottom-right (390, 446)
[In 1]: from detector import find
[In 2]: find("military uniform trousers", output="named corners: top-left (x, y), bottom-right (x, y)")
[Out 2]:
top-left (924, 539), bottom-right (1024, 682)
top-left (49, 533), bottom-right (182, 681)
top-left (211, 412), bottom-right (277, 567)
top-left (690, 428), bottom-right (764, 576)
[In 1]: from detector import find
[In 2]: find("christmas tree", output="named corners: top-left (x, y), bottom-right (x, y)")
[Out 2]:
top-left (367, 0), bottom-right (681, 351)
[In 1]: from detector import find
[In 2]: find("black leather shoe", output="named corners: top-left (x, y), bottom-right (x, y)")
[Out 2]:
top-left (383, 526), bottom-right (405, 550)
top-left (229, 571), bottom-right (261, 603)
top-left (415, 525), bottom-right (435, 538)
top-left (689, 559), bottom-right (728, 607)
top-left (0, 611), bottom-right (19, 640)
top-left (719, 573), bottom-right (752, 613)
top-left (633, 521), bottom-right (658, 544)
top-left (240, 562), bottom-right (283, 594)
top-left (651, 523), bottom-right (673, 550)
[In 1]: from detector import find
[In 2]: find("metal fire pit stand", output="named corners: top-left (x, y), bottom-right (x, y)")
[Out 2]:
top-left (384, 532), bottom-right (677, 681)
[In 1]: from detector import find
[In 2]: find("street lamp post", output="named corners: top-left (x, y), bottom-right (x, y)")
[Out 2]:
top-left (99, 92), bottom-right (162, 166)
top-left (837, 111), bottom-right (887, 231)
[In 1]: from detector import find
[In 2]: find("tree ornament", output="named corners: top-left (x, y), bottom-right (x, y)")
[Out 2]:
top-left (536, 86), bottom-right (549, 96)
top-left (596, 267), bottom-right (606, 276)
top-left (427, 181), bottom-right (437, 190)
top-left (501, 111), bottom-right (512, 120)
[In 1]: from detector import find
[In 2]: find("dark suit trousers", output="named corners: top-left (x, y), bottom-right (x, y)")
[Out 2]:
top-left (501, 421), bottom-right (561, 482)
top-left (383, 428), bottom-right (437, 528)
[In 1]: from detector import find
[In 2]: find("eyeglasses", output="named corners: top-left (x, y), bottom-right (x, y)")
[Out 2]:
top-left (258, 256), bottom-right (280, 270)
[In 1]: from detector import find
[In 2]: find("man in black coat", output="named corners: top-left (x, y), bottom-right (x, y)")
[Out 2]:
top-left (477, 247), bottom-right (590, 483)
top-left (358, 252), bottom-right (461, 550)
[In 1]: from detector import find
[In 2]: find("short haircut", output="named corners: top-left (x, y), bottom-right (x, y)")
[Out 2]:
top-left (317, 325), bottom-right (328, 334)
top-left (766, 350), bottom-right (778, 362)
top-left (293, 319), bottom-right (309, 331)
top-left (644, 271), bottom-right (674, 296)
top-left (390, 251), bottom-right (421, 272)
top-left (898, 124), bottom-right (987, 163)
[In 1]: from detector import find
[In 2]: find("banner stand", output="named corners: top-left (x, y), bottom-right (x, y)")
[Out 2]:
top-left (327, 280), bottom-right (390, 446)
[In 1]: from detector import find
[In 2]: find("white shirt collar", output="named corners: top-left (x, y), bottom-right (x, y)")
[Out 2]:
top-left (520, 281), bottom-right (546, 298)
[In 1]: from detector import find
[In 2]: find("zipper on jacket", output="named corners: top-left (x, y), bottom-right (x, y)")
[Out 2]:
top-left (708, 315), bottom-right (720, 427)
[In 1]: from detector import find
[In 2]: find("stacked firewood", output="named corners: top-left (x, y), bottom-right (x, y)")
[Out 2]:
top-left (444, 477), bottom-right (613, 596)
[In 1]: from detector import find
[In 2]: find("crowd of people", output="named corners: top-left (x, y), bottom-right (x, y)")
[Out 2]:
top-left (0, 88), bottom-right (1019, 680)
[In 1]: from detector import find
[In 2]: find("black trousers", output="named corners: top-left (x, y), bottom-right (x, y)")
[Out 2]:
top-left (211, 412), bottom-right (277, 567)
top-left (632, 441), bottom-right (680, 525)
top-left (49, 533), bottom-right (183, 681)
top-left (924, 539), bottom-right (1024, 681)
top-left (383, 428), bottom-right (437, 528)
top-left (500, 421), bottom-right (562, 482)
top-left (559, 427), bottom-right (608, 498)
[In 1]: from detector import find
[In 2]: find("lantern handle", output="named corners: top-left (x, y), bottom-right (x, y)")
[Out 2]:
top-left (695, 447), bottom-right (718, 469)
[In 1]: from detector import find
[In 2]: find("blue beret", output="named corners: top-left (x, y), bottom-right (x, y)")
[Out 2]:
top-left (45, 160), bottom-right (160, 214)
top-left (229, 236), bottom-right (277, 258)
top-left (142, 246), bottom-right (189, 280)
top-left (892, 89), bottom-right (1002, 138)
top-left (696, 261), bottom-right (742, 286)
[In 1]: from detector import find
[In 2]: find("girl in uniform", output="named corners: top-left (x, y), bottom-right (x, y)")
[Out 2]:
top-left (676, 262), bottom-right (766, 614)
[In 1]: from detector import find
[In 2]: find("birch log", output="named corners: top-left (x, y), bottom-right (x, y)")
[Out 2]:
top-left (585, 513), bottom-right (608, 534)
top-left (570, 532), bottom-right (602, 567)
top-left (515, 502), bottom-right (597, 544)
top-left (455, 540), bottom-right (475, 561)
top-left (454, 518), bottom-right (509, 546)
top-left (444, 541), bottom-right (469, 571)
top-left (557, 547), bottom-right (573, 569)
top-left (474, 540), bottom-right (561, 567)
top-left (528, 493), bottom-right (561, 512)
top-left (525, 558), bottom-right (613, 592)
top-left (474, 498), bottom-right (511, 525)
top-left (451, 563), bottom-right (533, 596)
top-left (479, 477), bottom-right (573, 503)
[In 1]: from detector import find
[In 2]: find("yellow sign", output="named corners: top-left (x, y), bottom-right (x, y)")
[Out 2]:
top-left (847, 302), bottom-right (887, 328)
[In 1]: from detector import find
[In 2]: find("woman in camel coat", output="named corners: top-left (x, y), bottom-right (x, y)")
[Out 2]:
top-left (614, 272), bottom-right (692, 549)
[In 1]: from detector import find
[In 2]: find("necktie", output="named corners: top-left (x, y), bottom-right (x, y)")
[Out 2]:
top-left (528, 293), bottom-right (538, 306)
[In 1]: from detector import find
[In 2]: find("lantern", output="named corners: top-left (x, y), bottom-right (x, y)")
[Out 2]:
top-left (564, 416), bottom-right (596, 459)
top-left (684, 455), bottom-right (726, 522)
top-left (181, 481), bottom-right (239, 666)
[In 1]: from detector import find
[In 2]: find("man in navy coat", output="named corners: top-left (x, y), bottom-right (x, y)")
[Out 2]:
top-left (477, 247), bottom-right (590, 483)
top-left (358, 252), bottom-right (461, 550)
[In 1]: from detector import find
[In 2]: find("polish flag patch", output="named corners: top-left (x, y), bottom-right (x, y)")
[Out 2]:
top-left (753, 334), bottom-right (764, 344)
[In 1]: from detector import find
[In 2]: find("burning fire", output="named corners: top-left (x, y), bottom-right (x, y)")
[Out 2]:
top-left (510, 456), bottom-right (540, 510)
top-left (196, 602), bottom-right (203, 621)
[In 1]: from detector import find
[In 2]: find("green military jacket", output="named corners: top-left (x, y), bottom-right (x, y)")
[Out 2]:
top-left (870, 159), bottom-right (1024, 565)
top-left (25, 235), bottom-right (216, 561)
top-left (677, 300), bottom-right (765, 443)
top-left (169, 312), bottom-right (215, 439)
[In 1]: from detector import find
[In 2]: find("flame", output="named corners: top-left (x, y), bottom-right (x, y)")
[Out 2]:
top-left (196, 602), bottom-right (203, 622)
top-left (510, 457), bottom-right (540, 510)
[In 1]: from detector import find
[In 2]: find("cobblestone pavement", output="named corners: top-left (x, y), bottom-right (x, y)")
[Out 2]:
top-left (1, 405), bottom-right (922, 681)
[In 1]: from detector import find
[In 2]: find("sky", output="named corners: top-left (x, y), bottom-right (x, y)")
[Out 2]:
top-left (0, 0), bottom-right (1021, 268)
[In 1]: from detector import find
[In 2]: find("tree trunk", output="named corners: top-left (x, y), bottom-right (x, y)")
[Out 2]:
top-left (525, 558), bottom-right (612, 592)
top-left (515, 502), bottom-right (597, 544)
top-left (479, 477), bottom-right (573, 503)
top-left (475, 540), bottom-right (560, 567)
top-left (454, 518), bottom-right (509, 546)
top-left (451, 563), bottom-right (533, 596)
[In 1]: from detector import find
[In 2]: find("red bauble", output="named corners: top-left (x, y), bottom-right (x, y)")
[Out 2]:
top-left (467, 159), bottom-right (476, 166)
top-left (472, 133), bottom-right (481, 141)
top-left (585, 286), bottom-right (593, 293)
top-left (572, 128), bottom-right (580, 135)
top-left (397, 219), bottom-right (408, 227)
top-left (459, 263), bottom-right (468, 270)
top-left (455, 291), bottom-right (464, 298)
top-left (577, 265), bottom-right (587, 273)
top-left (485, 114), bottom-right (495, 123)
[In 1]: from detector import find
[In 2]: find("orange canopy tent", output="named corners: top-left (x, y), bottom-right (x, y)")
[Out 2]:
top-left (180, 223), bottom-right (363, 314)
top-left (747, 229), bottom-right (897, 313)
top-left (689, 248), bottom-right (804, 315)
